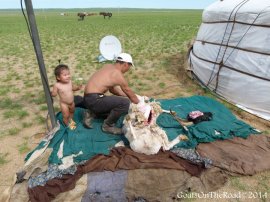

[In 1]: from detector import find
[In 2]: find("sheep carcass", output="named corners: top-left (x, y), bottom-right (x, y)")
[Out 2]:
top-left (122, 96), bottom-right (188, 155)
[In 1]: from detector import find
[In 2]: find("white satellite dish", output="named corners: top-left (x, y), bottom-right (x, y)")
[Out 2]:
top-left (99, 35), bottom-right (122, 60)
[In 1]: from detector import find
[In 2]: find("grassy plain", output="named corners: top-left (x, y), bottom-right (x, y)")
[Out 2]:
top-left (0, 8), bottom-right (269, 201)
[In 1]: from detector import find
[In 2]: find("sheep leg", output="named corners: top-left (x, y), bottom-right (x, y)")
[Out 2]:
top-left (169, 109), bottom-right (193, 131)
top-left (163, 134), bottom-right (189, 151)
top-left (127, 120), bottom-right (137, 140)
top-left (162, 136), bottom-right (180, 150)
top-left (162, 109), bottom-right (171, 114)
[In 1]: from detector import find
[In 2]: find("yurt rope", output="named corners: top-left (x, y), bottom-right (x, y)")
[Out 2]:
top-left (201, 3), bottom-right (270, 90)
top-left (222, 5), bottom-right (270, 64)
top-left (206, 0), bottom-right (250, 90)
top-left (206, 0), bottom-right (249, 87)
top-left (214, 4), bottom-right (270, 91)
top-left (196, 40), bottom-right (270, 56)
top-left (190, 49), bottom-right (270, 82)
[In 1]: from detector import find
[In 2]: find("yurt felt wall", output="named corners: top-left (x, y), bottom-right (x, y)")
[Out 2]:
top-left (189, 0), bottom-right (270, 120)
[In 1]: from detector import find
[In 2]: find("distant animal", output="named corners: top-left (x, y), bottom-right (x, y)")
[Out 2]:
top-left (122, 95), bottom-right (188, 155)
top-left (99, 12), bottom-right (112, 19)
top-left (77, 12), bottom-right (86, 21)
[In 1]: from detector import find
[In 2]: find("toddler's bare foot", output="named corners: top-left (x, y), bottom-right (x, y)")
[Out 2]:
top-left (179, 134), bottom-right (188, 141)
top-left (69, 119), bottom-right (77, 130)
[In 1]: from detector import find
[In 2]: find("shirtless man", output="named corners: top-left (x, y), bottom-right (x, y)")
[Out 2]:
top-left (83, 53), bottom-right (139, 134)
top-left (51, 64), bottom-right (83, 129)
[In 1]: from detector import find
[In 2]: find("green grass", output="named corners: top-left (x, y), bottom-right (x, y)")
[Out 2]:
top-left (158, 82), bottom-right (166, 88)
top-left (6, 128), bottom-right (20, 136)
top-left (263, 130), bottom-right (270, 135)
top-left (35, 115), bottom-right (47, 124)
top-left (22, 122), bottom-right (33, 128)
top-left (0, 153), bottom-right (9, 165)
top-left (0, 98), bottom-right (22, 110)
top-left (257, 173), bottom-right (270, 194)
top-left (230, 177), bottom-right (248, 191)
top-left (31, 94), bottom-right (47, 105)
top-left (39, 105), bottom-right (48, 111)
top-left (3, 109), bottom-right (29, 119)
top-left (17, 142), bottom-right (31, 154)
top-left (1, 9), bottom-right (202, 67)
top-left (0, 85), bottom-right (10, 96)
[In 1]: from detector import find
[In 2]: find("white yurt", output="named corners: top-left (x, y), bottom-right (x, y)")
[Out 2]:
top-left (188, 0), bottom-right (270, 120)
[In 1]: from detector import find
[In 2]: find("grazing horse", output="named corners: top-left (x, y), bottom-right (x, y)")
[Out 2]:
top-left (99, 12), bottom-right (112, 19)
top-left (77, 12), bottom-right (86, 21)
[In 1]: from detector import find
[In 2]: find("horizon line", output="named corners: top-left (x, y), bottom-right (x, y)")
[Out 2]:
top-left (0, 7), bottom-right (204, 10)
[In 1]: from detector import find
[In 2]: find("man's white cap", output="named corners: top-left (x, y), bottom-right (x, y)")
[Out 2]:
top-left (116, 53), bottom-right (134, 66)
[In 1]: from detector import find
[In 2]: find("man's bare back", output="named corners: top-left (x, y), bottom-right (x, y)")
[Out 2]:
top-left (85, 64), bottom-right (119, 93)
top-left (85, 63), bottom-right (139, 104)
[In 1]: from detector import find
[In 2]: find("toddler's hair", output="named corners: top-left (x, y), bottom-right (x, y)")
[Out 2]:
top-left (54, 64), bottom-right (69, 81)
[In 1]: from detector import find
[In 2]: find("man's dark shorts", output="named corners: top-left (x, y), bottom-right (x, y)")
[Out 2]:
top-left (83, 93), bottom-right (130, 125)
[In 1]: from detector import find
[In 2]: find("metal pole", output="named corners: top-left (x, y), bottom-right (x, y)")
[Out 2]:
top-left (24, 0), bottom-right (56, 128)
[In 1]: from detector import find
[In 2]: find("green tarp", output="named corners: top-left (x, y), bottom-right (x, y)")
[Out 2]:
top-left (26, 96), bottom-right (258, 165)
top-left (157, 96), bottom-right (258, 148)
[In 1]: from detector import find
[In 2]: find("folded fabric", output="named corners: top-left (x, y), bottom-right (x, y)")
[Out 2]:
top-left (187, 111), bottom-right (213, 124)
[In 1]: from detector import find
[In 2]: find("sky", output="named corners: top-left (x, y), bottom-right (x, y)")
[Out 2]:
top-left (1, 0), bottom-right (217, 9)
